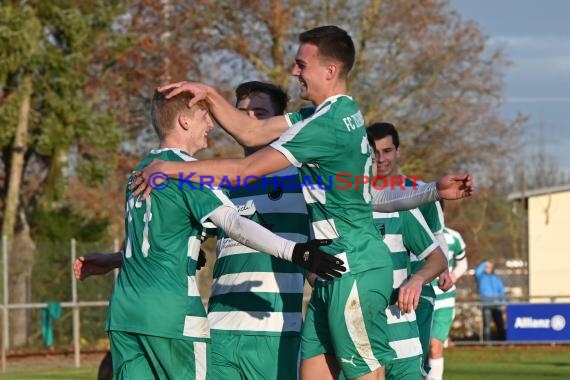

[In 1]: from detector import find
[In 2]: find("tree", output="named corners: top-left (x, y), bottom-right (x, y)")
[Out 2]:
top-left (91, 0), bottom-right (525, 292)
top-left (0, 1), bottom-right (124, 347)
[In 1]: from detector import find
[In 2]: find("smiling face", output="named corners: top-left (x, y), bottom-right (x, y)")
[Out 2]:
top-left (291, 43), bottom-right (329, 104)
top-left (184, 106), bottom-right (213, 154)
top-left (372, 135), bottom-right (400, 177)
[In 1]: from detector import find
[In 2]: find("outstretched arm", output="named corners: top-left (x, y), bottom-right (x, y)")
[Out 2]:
top-left (372, 174), bottom-right (473, 212)
top-left (131, 146), bottom-right (291, 199)
top-left (73, 252), bottom-right (123, 281)
top-left (208, 206), bottom-right (345, 280)
top-left (159, 81), bottom-right (289, 147)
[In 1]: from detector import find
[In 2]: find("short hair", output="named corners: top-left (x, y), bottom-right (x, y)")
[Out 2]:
top-left (150, 89), bottom-right (203, 141)
top-left (235, 81), bottom-right (288, 115)
top-left (366, 122), bottom-right (400, 149)
top-left (299, 25), bottom-right (355, 78)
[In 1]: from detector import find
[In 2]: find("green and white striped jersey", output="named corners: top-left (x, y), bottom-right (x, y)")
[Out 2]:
top-left (433, 227), bottom-right (466, 310)
top-left (372, 209), bottom-right (438, 359)
top-left (271, 95), bottom-right (392, 275)
top-left (208, 167), bottom-right (310, 336)
top-left (372, 210), bottom-right (439, 291)
top-left (405, 176), bottom-right (445, 301)
top-left (107, 148), bottom-right (234, 342)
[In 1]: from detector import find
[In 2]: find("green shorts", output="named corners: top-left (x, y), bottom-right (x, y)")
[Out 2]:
top-left (431, 307), bottom-right (455, 342)
top-left (302, 267), bottom-right (395, 379)
top-left (109, 330), bottom-right (208, 380)
top-left (416, 295), bottom-right (434, 375)
top-left (385, 356), bottom-right (422, 380)
top-left (334, 297), bottom-right (421, 380)
top-left (209, 332), bottom-right (300, 380)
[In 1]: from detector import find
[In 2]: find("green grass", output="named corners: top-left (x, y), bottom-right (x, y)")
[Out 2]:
top-left (0, 346), bottom-right (568, 379)
top-left (445, 345), bottom-right (570, 379)
top-left (0, 368), bottom-right (97, 380)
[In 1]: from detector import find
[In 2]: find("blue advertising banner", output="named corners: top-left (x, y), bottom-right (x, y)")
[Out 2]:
top-left (507, 303), bottom-right (570, 342)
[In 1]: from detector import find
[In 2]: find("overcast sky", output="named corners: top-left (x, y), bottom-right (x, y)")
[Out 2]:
top-left (451, 0), bottom-right (570, 172)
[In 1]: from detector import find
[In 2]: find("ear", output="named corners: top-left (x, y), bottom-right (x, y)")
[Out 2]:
top-left (395, 147), bottom-right (402, 161)
top-left (325, 63), bottom-right (337, 80)
top-left (178, 112), bottom-right (190, 131)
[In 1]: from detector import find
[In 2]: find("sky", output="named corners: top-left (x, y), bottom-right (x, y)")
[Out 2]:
top-left (451, 0), bottom-right (570, 172)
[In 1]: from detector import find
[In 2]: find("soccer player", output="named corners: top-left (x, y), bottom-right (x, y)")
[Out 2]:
top-left (208, 81), bottom-right (310, 379)
top-left (365, 126), bottom-right (447, 380)
top-left (82, 89), bottom-right (344, 379)
top-left (428, 221), bottom-right (468, 380)
top-left (132, 26), bottom-right (472, 380)
top-left (365, 122), bottom-right (453, 376)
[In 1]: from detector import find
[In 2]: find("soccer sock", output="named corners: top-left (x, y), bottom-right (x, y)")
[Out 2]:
top-left (426, 357), bottom-right (444, 380)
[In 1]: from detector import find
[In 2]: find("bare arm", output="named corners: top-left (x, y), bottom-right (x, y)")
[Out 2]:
top-left (132, 147), bottom-right (291, 199)
top-left (398, 247), bottom-right (447, 313)
top-left (160, 81), bottom-right (289, 147)
top-left (73, 251), bottom-right (123, 281)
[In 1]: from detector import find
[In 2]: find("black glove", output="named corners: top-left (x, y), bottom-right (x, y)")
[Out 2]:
top-left (197, 249), bottom-right (207, 270)
top-left (292, 239), bottom-right (346, 281)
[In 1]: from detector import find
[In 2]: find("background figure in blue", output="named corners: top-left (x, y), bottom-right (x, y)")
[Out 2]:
top-left (475, 260), bottom-right (506, 341)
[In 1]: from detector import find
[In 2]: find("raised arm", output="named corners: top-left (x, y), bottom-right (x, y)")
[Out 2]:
top-left (159, 81), bottom-right (289, 147)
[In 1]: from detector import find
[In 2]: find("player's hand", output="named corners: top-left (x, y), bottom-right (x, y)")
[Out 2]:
top-left (438, 270), bottom-right (454, 291)
top-left (196, 249), bottom-right (207, 270)
top-left (291, 239), bottom-right (345, 281)
top-left (129, 159), bottom-right (167, 199)
top-left (397, 277), bottom-right (423, 313)
top-left (74, 252), bottom-right (121, 281)
top-left (157, 81), bottom-right (210, 108)
top-left (436, 174), bottom-right (473, 200)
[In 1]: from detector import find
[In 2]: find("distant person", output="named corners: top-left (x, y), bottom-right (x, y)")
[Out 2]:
top-left (475, 260), bottom-right (506, 340)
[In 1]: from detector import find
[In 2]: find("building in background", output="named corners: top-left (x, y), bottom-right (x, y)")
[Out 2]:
top-left (509, 184), bottom-right (570, 302)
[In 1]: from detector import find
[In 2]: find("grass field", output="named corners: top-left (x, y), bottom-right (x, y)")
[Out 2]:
top-left (0, 346), bottom-right (568, 379)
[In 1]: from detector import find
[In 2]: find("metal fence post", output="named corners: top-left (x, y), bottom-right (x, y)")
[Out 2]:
top-left (71, 238), bottom-right (80, 368)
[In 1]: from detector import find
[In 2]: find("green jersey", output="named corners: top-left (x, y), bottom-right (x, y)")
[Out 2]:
top-left (405, 176), bottom-right (444, 299)
top-left (208, 167), bottom-right (310, 336)
top-left (372, 210), bottom-right (439, 290)
top-left (433, 227), bottom-right (466, 309)
top-left (108, 148), bottom-right (234, 342)
top-left (372, 209), bottom-right (438, 361)
top-left (271, 95), bottom-right (391, 275)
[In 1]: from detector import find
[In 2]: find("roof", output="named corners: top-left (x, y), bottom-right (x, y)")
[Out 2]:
top-left (508, 183), bottom-right (570, 201)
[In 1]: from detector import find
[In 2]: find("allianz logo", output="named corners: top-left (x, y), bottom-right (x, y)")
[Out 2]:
top-left (514, 314), bottom-right (566, 331)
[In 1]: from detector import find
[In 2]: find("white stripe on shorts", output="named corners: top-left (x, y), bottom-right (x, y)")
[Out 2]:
top-left (344, 282), bottom-right (381, 372)
top-left (194, 341), bottom-right (207, 380)
top-left (389, 337), bottom-right (422, 359)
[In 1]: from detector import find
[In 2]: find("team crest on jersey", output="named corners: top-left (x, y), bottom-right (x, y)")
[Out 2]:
top-left (378, 223), bottom-right (385, 239)
top-left (268, 186), bottom-right (284, 201)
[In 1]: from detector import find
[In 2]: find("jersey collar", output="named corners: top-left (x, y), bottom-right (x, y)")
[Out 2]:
top-left (314, 94), bottom-right (353, 113)
top-left (150, 147), bottom-right (196, 161)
